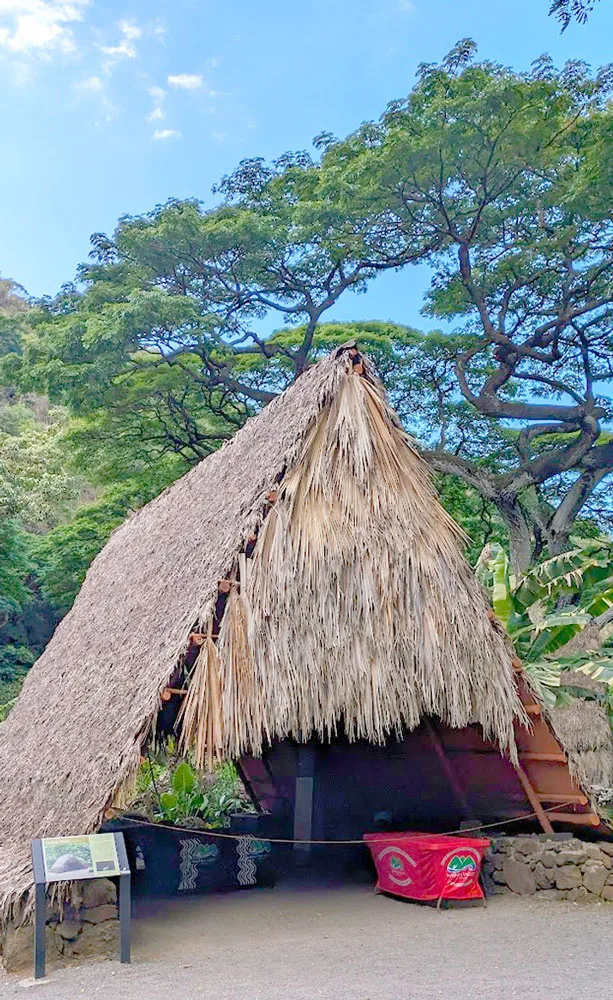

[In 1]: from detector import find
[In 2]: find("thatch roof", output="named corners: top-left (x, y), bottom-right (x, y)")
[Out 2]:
top-left (548, 698), bottom-right (613, 809)
top-left (0, 347), bottom-right (526, 922)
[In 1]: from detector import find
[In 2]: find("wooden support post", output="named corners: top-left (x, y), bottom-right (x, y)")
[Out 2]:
top-left (536, 792), bottom-right (588, 806)
top-left (514, 764), bottom-right (554, 834)
top-left (424, 719), bottom-right (472, 819)
top-left (519, 753), bottom-right (567, 763)
top-left (293, 744), bottom-right (316, 865)
top-left (550, 812), bottom-right (600, 827)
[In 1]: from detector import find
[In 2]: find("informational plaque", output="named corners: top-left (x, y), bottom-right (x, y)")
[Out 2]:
top-left (31, 831), bottom-right (131, 980)
top-left (40, 833), bottom-right (124, 882)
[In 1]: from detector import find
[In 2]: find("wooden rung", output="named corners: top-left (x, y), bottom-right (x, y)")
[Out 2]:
top-left (523, 703), bottom-right (541, 716)
top-left (515, 764), bottom-right (553, 834)
top-left (189, 632), bottom-right (206, 646)
top-left (550, 812), bottom-right (600, 827)
top-left (537, 793), bottom-right (588, 805)
top-left (165, 687), bottom-right (188, 696)
top-left (520, 752), bottom-right (567, 763)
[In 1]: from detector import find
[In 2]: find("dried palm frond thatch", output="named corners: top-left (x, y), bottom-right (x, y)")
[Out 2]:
top-left (547, 698), bottom-right (613, 803)
top-left (183, 366), bottom-right (525, 764)
top-left (0, 347), bottom-right (533, 927)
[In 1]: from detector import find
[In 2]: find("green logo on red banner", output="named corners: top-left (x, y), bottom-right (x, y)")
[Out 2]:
top-left (447, 854), bottom-right (477, 874)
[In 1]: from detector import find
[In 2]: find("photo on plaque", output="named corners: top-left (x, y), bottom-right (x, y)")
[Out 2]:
top-left (42, 834), bottom-right (121, 882)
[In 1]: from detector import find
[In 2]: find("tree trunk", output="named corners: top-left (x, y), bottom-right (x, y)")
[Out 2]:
top-left (497, 500), bottom-right (533, 576)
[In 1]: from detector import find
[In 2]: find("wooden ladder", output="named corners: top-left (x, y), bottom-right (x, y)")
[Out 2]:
top-left (515, 674), bottom-right (600, 832)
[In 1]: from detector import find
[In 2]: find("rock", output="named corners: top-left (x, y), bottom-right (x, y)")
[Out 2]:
top-left (584, 845), bottom-right (605, 863)
top-left (534, 862), bottom-right (555, 890)
top-left (482, 877), bottom-right (506, 896)
top-left (566, 886), bottom-right (590, 903)
top-left (555, 865), bottom-right (583, 890)
top-left (491, 870), bottom-right (507, 885)
top-left (1, 924), bottom-right (59, 974)
top-left (55, 920), bottom-right (81, 942)
top-left (503, 859), bottom-right (536, 895)
top-left (598, 842), bottom-right (613, 856)
top-left (78, 879), bottom-right (117, 908)
top-left (600, 885), bottom-right (613, 901)
top-left (82, 905), bottom-right (117, 925)
top-left (71, 921), bottom-right (119, 959)
top-left (484, 854), bottom-right (505, 872)
top-left (491, 838), bottom-right (512, 855)
top-left (556, 848), bottom-right (588, 866)
top-left (49, 854), bottom-right (93, 876)
top-left (535, 888), bottom-right (564, 900)
top-left (57, 904), bottom-right (81, 923)
top-left (600, 853), bottom-right (612, 870)
top-left (513, 838), bottom-right (541, 856)
top-left (541, 851), bottom-right (557, 869)
top-left (583, 863), bottom-right (607, 896)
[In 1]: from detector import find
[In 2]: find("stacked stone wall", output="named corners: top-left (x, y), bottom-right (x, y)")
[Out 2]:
top-left (1, 879), bottom-right (119, 974)
top-left (483, 835), bottom-right (613, 902)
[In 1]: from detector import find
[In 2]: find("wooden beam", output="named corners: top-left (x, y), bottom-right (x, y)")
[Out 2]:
top-left (537, 792), bottom-right (588, 805)
top-left (550, 812), bottom-right (600, 827)
top-left (294, 745), bottom-right (316, 864)
top-left (514, 764), bottom-right (554, 834)
top-left (424, 719), bottom-right (472, 818)
top-left (519, 752), bottom-right (567, 763)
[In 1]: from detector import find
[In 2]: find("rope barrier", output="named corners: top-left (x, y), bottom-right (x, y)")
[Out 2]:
top-left (114, 799), bottom-right (586, 845)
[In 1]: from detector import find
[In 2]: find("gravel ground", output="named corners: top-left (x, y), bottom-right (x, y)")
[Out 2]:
top-left (1, 886), bottom-right (613, 1000)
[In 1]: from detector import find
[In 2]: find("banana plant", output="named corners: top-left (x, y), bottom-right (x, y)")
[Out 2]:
top-left (475, 538), bottom-right (613, 706)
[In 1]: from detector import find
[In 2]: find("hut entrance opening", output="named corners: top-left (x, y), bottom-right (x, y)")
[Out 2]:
top-left (237, 720), bottom-right (535, 880)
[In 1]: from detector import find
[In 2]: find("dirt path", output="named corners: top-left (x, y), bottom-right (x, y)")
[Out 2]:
top-left (2, 887), bottom-right (613, 999)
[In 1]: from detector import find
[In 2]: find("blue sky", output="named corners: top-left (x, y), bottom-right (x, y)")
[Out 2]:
top-left (1, 0), bottom-right (613, 331)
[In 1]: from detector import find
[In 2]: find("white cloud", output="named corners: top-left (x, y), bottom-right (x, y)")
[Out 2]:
top-left (0, 0), bottom-right (89, 55)
top-left (146, 83), bottom-right (165, 122)
top-left (151, 19), bottom-right (166, 41)
top-left (153, 127), bottom-right (179, 140)
top-left (118, 19), bottom-right (140, 41)
top-left (212, 130), bottom-right (228, 143)
top-left (73, 72), bottom-right (102, 91)
top-left (397, 0), bottom-right (416, 10)
top-left (72, 70), bottom-right (116, 120)
top-left (167, 72), bottom-right (202, 90)
top-left (101, 19), bottom-right (141, 62)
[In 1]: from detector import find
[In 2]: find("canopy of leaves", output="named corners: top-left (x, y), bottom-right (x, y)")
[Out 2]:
top-left (476, 536), bottom-right (613, 704)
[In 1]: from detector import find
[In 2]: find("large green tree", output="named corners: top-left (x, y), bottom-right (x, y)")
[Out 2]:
top-left (550, 0), bottom-right (602, 30)
top-left (319, 43), bottom-right (613, 569)
top-left (10, 45), bottom-right (613, 572)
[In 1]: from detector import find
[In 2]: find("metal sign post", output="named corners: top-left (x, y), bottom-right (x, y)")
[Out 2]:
top-left (31, 832), bottom-right (131, 980)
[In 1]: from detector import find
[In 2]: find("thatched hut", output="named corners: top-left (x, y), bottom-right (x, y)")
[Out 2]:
top-left (0, 345), bottom-right (610, 928)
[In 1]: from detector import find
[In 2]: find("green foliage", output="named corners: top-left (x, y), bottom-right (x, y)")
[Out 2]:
top-left (147, 760), bottom-right (249, 828)
top-left (3, 45), bottom-right (613, 695)
top-left (476, 537), bottom-right (613, 705)
top-left (550, 0), bottom-right (601, 30)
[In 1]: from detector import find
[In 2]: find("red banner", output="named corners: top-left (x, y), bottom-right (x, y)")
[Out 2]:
top-left (363, 832), bottom-right (490, 901)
